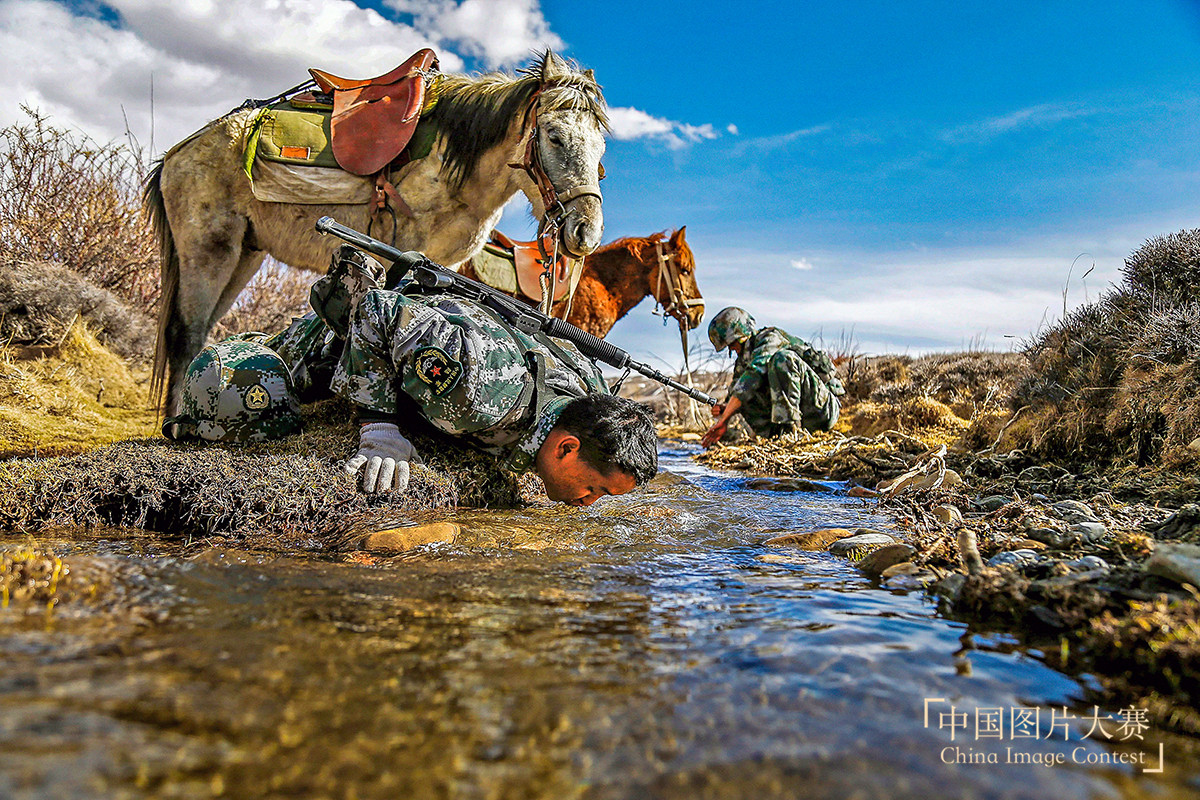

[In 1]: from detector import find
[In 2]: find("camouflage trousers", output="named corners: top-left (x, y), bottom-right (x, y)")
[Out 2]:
top-left (741, 350), bottom-right (840, 436)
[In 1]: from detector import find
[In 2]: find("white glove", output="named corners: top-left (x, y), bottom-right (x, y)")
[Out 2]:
top-left (343, 422), bottom-right (423, 493)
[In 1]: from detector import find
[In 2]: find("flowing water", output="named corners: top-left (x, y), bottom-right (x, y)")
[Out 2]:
top-left (1, 444), bottom-right (1197, 799)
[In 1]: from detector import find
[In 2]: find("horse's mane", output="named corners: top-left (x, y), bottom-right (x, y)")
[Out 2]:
top-left (429, 51), bottom-right (608, 191)
top-left (600, 231), bottom-right (694, 271)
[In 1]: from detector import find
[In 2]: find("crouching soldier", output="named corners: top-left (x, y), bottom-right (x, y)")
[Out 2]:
top-left (701, 307), bottom-right (845, 447)
top-left (164, 245), bottom-right (658, 506)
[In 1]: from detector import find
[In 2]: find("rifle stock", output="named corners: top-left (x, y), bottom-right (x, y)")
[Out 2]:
top-left (315, 217), bottom-right (717, 406)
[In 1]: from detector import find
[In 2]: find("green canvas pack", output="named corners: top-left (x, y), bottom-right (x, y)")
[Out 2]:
top-left (247, 101), bottom-right (339, 169)
top-left (244, 99), bottom-right (440, 178)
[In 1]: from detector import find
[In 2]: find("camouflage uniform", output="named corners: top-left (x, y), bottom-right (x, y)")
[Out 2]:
top-left (728, 327), bottom-right (845, 436)
top-left (269, 245), bottom-right (610, 472)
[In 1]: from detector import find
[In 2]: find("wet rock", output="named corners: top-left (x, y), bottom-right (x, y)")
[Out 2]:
top-left (1069, 521), bottom-right (1108, 542)
top-left (986, 549), bottom-right (1040, 569)
top-left (975, 495), bottom-right (1010, 512)
top-left (1145, 504), bottom-right (1200, 540)
top-left (881, 561), bottom-right (920, 579)
top-left (1014, 538), bottom-right (1048, 551)
top-left (1144, 543), bottom-right (1200, 587)
top-left (853, 527), bottom-right (893, 537)
top-left (828, 532), bottom-right (897, 557)
top-left (884, 565), bottom-right (938, 591)
top-left (847, 485), bottom-right (880, 498)
top-left (932, 573), bottom-right (967, 602)
top-left (932, 504), bottom-right (963, 525)
top-left (1050, 500), bottom-right (1098, 524)
top-left (857, 544), bottom-right (918, 578)
top-left (353, 522), bottom-right (460, 553)
top-left (763, 528), bottom-right (853, 550)
top-left (1064, 556), bottom-right (1109, 572)
top-left (1026, 527), bottom-right (1071, 548)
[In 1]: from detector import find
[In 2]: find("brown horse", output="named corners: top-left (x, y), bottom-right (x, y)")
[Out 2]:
top-left (461, 227), bottom-right (705, 337)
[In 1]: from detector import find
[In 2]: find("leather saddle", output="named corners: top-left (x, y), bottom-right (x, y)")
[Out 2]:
top-left (306, 49), bottom-right (438, 177)
top-left (486, 230), bottom-right (573, 304)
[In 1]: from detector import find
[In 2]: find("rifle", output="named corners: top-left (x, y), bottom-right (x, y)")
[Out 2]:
top-left (315, 216), bottom-right (718, 406)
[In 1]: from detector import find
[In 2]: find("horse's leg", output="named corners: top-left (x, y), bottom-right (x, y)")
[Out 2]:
top-left (208, 248), bottom-right (267, 330)
top-left (163, 214), bottom-right (253, 414)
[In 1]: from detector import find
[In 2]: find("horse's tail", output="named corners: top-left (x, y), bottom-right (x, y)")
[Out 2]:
top-left (144, 158), bottom-right (178, 415)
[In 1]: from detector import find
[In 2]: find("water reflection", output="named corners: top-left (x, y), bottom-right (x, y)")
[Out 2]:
top-left (0, 446), bottom-right (1196, 799)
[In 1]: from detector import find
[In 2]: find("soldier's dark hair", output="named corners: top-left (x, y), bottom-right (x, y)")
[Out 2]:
top-left (554, 395), bottom-right (658, 485)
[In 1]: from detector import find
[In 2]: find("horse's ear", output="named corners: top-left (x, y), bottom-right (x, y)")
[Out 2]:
top-left (671, 226), bottom-right (687, 245)
top-left (583, 68), bottom-right (595, 82)
top-left (541, 50), bottom-right (564, 82)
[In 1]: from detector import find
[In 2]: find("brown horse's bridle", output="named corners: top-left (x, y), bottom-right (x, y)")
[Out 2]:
top-left (509, 84), bottom-right (604, 261)
top-left (653, 239), bottom-right (704, 324)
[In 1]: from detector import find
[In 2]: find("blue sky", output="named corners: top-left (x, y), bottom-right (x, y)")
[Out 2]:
top-left (3, 0), bottom-right (1199, 367)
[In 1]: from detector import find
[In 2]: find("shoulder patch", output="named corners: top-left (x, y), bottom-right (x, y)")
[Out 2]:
top-left (413, 346), bottom-right (462, 396)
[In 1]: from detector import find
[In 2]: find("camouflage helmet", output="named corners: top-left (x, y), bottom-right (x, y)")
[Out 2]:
top-left (708, 307), bottom-right (756, 351)
top-left (163, 339), bottom-right (302, 443)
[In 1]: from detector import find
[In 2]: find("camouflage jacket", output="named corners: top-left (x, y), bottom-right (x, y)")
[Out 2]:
top-left (268, 246), bottom-right (609, 473)
top-left (729, 327), bottom-right (845, 405)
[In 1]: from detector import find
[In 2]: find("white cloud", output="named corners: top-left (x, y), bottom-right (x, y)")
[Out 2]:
top-left (608, 106), bottom-right (726, 150)
top-left (944, 102), bottom-right (1098, 144)
top-left (726, 123), bottom-right (738, 135)
top-left (0, 0), bottom-right (455, 151)
top-left (790, 258), bottom-right (815, 271)
top-left (389, 0), bottom-right (561, 67)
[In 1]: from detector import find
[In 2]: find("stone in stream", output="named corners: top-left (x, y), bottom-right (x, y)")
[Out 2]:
top-left (1063, 555), bottom-right (1109, 572)
top-left (1069, 521), bottom-right (1108, 543)
top-left (763, 528), bottom-right (853, 550)
top-left (986, 549), bottom-right (1041, 569)
top-left (857, 544), bottom-right (918, 578)
top-left (351, 522), bottom-right (460, 553)
top-left (932, 504), bottom-right (963, 525)
top-left (1144, 543), bottom-right (1200, 587)
top-left (975, 495), bottom-right (1010, 512)
top-left (847, 485), bottom-right (880, 498)
top-left (828, 532), bottom-right (897, 557)
top-left (1049, 500), bottom-right (1099, 524)
top-left (1145, 504), bottom-right (1200, 540)
top-left (1026, 527), bottom-right (1071, 548)
top-left (677, 432), bottom-right (702, 442)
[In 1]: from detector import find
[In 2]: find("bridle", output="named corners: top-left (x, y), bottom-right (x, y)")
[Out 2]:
top-left (652, 239), bottom-right (704, 325)
top-left (509, 84), bottom-right (604, 257)
top-left (508, 82), bottom-right (604, 316)
top-left (651, 237), bottom-right (706, 421)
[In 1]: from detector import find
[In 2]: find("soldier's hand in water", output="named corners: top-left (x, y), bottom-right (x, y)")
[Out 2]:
top-left (701, 421), bottom-right (727, 448)
top-left (344, 422), bottom-right (424, 493)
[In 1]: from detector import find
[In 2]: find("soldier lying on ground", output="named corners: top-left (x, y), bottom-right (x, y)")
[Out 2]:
top-left (164, 245), bottom-right (658, 506)
top-left (701, 306), bottom-right (845, 447)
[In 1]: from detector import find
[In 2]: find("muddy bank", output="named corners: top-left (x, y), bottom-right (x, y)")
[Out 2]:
top-left (0, 396), bottom-right (539, 546)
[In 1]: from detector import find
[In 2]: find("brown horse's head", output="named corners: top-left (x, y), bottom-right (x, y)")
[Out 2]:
top-left (648, 227), bottom-right (705, 330)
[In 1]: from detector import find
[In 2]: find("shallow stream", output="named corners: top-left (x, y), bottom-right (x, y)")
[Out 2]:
top-left (1, 444), bottom-right (1197, 799)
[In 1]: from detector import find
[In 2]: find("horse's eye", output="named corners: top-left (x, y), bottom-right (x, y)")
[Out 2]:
top-left (546, 131), bottom-right (563, 147)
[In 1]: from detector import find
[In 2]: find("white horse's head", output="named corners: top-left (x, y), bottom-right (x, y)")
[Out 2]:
top-left (527, 53), bottom-right (607, 258)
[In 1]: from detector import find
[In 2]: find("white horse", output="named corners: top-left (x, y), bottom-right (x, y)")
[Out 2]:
top-left (145, 51), bottom-right (607, 413)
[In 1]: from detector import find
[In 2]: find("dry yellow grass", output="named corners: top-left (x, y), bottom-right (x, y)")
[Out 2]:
top-left (0, 321), bottom-right (158, 458)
